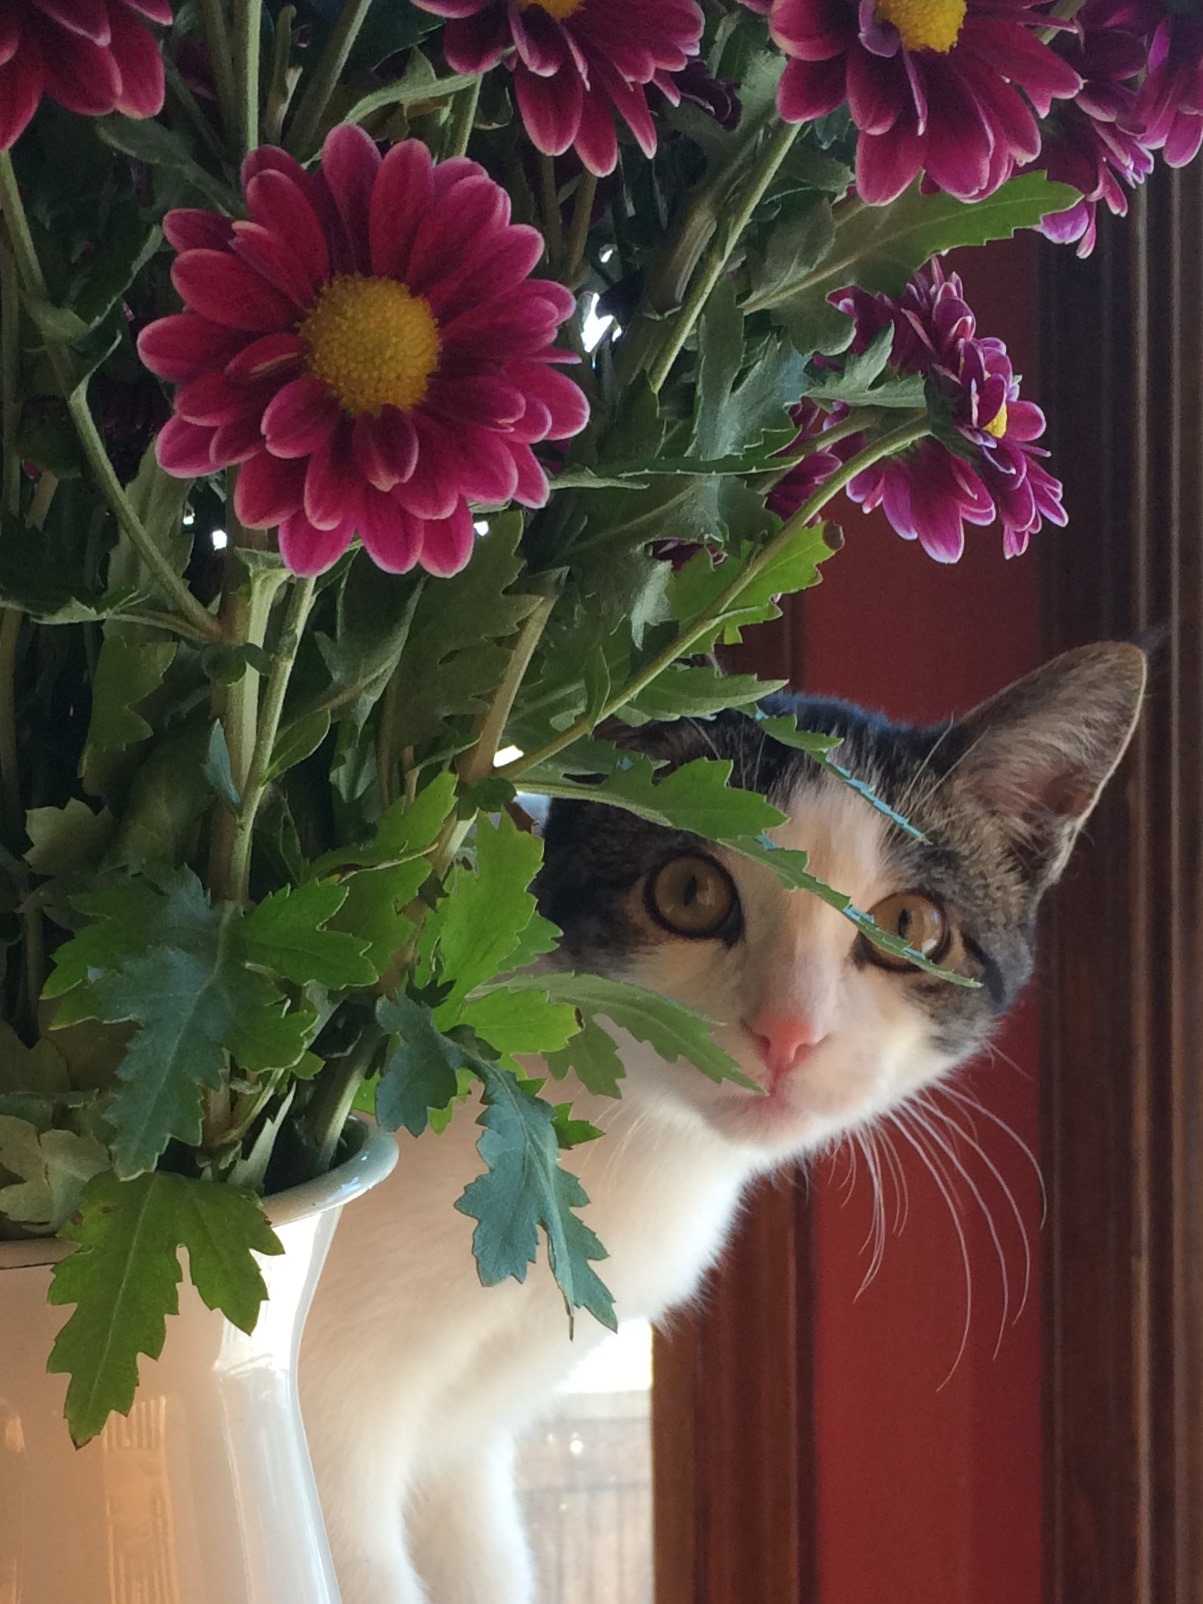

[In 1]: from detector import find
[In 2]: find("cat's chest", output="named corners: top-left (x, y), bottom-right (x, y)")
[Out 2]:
top-left (560, 1084), bottom-right (754, 1320)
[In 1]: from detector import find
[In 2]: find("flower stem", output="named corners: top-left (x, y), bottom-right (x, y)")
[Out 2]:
top-left (645, 120), bottom-right (801, 394)
top-left (563, 171), bottom-right (598, 284)
top-left (286, 0), bottom-right (376, 156)
top-left (539, 154), bottom-right (564, 265)
top-left (0, 153), bottom-right (222, 643)
top-left (446, 77), bottom-right (481, 159)
top-left (502, 414), bottom-right (931, 780)
top-left (233, 0), bottom-right (263, 157)
top-left (459, 583), bottom-right (558, 786)
top-left (0, 231), bottom-right (19, 519)
top-left (197, 0), bottom-right (241, 150)
top-left (225, 575), bottom-right (316, 903)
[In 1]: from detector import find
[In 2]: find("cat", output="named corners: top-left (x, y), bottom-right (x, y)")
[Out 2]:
top-left (300, 640), bottom-right (1146, 1604)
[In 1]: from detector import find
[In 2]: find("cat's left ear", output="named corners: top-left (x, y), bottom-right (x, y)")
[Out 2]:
top-left (951, 642), bottom-right (1147, 889)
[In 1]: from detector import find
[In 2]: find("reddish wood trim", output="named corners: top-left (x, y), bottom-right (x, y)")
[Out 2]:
top-left (1039, 164), bottom-right (1203, 1604)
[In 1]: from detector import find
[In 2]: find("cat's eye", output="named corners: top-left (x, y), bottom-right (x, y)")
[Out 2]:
top-left (860, 891), bottom-right (952, 971)
top-left (647, 854), bottom-right (739, 939)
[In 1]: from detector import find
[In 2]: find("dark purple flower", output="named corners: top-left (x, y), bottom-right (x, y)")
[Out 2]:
top-left (1023, 0), bottom-right (1156, 257)
top-left (832, 264), bottom-right (1065, 560)
top-left (769, 0), bottom-right (1082, 204)
top-left (767, 399), bottom-right (864, 521)
top-left (1137, 9), bottom-right (1203, 168)
top-left (409, 0), bottom-right (704, 176)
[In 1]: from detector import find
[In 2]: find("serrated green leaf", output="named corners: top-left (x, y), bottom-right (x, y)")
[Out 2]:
top-left (754, 712), bottom-right (926, 841)
top-left (544, 1016), bottom-right (626, 1098)
top-left (84, 637), bottom-right (177, 752)
top-left (459, 988), bottom-right (581, 1063)
top-left (47, 1170), bottom-right (281, 1445)
top-left (551, 1104), bottom-right (603, 1150)
top-left (329, 861), bottom-right (427, 972)
top-left (622, 664), bottom-right (780, 724)
top-left (310, 770), bottom-right (456, 876)
top-left (802, 325), bottom-right (926, 410)
top-left (0, 1118), bottom-right (108, 1231)
top-left (665, 522), bottom-right (834, 645)
top-left (500, 972), bottom-right (753, 1088)
top-left (375, 993), bottom-right (468, 1136)
top-left (692, 279), bottom-right (810, 466)
top-left (241, 881), bottom-right (377, 987)
top-left (0, 1019), bottom-right (71, 1096)
top-left (427, 812), bottom-right (547, 1018)
top-left (24, 799), bottom-right (115, 875)
top-left (456, 1062), bottom-right (615, 1330)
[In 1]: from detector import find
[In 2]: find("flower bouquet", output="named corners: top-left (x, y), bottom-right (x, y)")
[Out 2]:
top-left (0, 0), bottom-right (1193, 1445)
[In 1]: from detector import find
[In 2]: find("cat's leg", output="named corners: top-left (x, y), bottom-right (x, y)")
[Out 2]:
top-left (408, 1436), bottom-right (536, 1604)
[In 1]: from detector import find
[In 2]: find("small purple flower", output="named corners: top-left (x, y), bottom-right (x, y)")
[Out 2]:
top-left (767, 400), bottom-right (864, 522)
top-left (1137, 9), bottom-right (1203, 169)
top-left (1024, 0), bottom-right (1156, 258)
top-left (832, 264), bottom-right (1065, 561)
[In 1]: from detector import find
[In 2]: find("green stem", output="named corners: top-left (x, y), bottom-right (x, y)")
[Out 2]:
top-left (502, 415), bottom-right (931, 780)
top-left (197, 0), bottom-right (241, 150)
top-left (0, 610), bottom-right (19, 840)
top-left (286, 0), bottom-right (376, 156)
top-left (446, 77), bottom-right (481, 159)
top-left (234, 0), bottom-right (263, 157)
top-left (539, 154), bottom-right (564, 266)
top-left (264, 5), bottom-right (298, 144)
top-left (563, 171), bottom-right (598, 285)
top-left (645, 120), bottom-right (801, 394)
top-left (163, 56), bottom-right (226, 162)
top-left (305, 1026), bottom-right (384, 1174)
top-left (0, 154), bottom-right (222, 643)
top-left (459, 584), bottom-right (558, 786)
top-left (0, 232), bottom-right (19, 519)
top-left (226, 575), bottom-right (316, 902)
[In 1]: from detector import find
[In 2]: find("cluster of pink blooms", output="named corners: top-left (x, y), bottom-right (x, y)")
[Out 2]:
top-left (772, 265), bottom-right (1065, 561)
top-left (6, 0), bottom-right (1203, 575)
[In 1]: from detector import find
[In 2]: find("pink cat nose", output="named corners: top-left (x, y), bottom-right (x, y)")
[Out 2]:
top-left (745, 1011), bottom-right (827, 1084)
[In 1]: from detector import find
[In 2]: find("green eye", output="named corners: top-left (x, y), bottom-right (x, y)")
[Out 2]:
top-left (860, 891), bottom-right (954, 971)
top-left (647, 854), bottom-right (739, 939)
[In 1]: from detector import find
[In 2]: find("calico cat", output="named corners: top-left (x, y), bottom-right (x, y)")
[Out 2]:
top-left (300, 641), bottom-right (1145, 1604)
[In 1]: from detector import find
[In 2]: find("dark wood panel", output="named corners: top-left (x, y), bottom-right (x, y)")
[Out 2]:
top-left (1039, 161), bottom-right (1203, 1604)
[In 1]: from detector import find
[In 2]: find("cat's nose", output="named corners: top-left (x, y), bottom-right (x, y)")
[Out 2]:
top-left (745, 1011), bottom-right (827, 1084)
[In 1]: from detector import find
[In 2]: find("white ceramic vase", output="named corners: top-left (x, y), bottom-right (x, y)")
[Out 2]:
top-left (0, 1118), bottom-right (397, 1604)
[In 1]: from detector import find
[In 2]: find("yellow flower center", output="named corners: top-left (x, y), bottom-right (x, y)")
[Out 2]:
top-left (299, 275), bottom-right (441, 416)
top-left (515, 0), bottom-right (585, 18)
top-left (984, 402), bottom-right (1008, 438)
top-left (876, 0), bottom-right (967, 53)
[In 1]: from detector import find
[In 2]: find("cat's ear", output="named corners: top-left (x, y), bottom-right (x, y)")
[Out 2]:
top-left (951, 642), bottom-right (1146, 889)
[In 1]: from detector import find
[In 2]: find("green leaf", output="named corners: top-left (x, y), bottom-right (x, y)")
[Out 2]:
top-left (95, 115), bottom-right (238, 211)
top-left (84, 636), bottom-right (177, 752)
top-left (459, 987), bottom-right (582, 1064)
top-left (665, 522), bottom-right (835, 646)
top-left (802, 325), bottom-right (926, 410)
top-left (544, 1015), bottom-right (626, 1098)
top-left (310, 770), bottom-right (456, 875)
top-left (0, 1117), bottom-right (108, 1231)
top-left (754, 712), bottom-right (926, 841)
top-left (427, 812), bottom-right (548, 1018)
top-left (268, 707), bottom-right (331, 779)
top-left (551, 1104), bottom-right (604, 1151)
top-left (25, 799), bottom-right (115, 875)
top-left (754, 174), bottom-right (1081, 348)
top-left (456, 1062), bottom-right (616, 1331)
top-left (375, 993), bottom-right (468, 1136)
top-left (241, 881), bottom-right (377, 987)
top-left (203, 723), bottom-right (241, 809)
top-left (328, 861), bottom-right (427, 973)
top-left (0, 1020), bottom-right (71, 1096)
top-left (692, 279), bottom-right (809, 465)
top-left (47, 1170), bottom-right (281, 1445)
top-left (621, 663), bottom-right (779, 724)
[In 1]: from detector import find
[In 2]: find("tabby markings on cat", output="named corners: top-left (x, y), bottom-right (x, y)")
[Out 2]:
top-left (301, 642), bottom-right (1145, 1604)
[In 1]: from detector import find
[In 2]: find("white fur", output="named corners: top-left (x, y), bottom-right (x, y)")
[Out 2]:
top-left (300, 781), bottom-right (961, 1603)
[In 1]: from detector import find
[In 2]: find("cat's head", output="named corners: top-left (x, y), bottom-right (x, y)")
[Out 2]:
top-left (537, 643), bottom-right (1145, 1164)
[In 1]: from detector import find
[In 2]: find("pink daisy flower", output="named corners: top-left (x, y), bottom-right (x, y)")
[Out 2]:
top-left (410, 0), bottom-right (704, 176)
top-left (139, 126), bottom-right (588, 578)
top-left (832, 264), bottom-right (1065, 560)
top-left (769, 0), bottom-right (1082, 204)
top-left (1137, 10), bottom-right (1203, 169)
top-left (1025, 0), bottom-right (1155, 257)
top-left (0, 0), bottom-right (171, 150)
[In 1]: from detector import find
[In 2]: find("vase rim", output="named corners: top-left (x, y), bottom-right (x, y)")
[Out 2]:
top-left (0, 1116), bottom-right (397, 1270)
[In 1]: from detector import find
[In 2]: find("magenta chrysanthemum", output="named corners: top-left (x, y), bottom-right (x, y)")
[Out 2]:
top-left (139, 126), bottom-right (588, 578)
top-left (0, 0), bottom-right (170, 149)
top-left (410, 0), bottom-right (704, 176)
top-left (832, 264), bottom-right (1065, 560)
top-left (1024, 0), bottom-right (1155, 257)
top-left (770, 0), bottom-right (1082, 204)
top-left (1138, 11), bottom-right (1203, 169)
